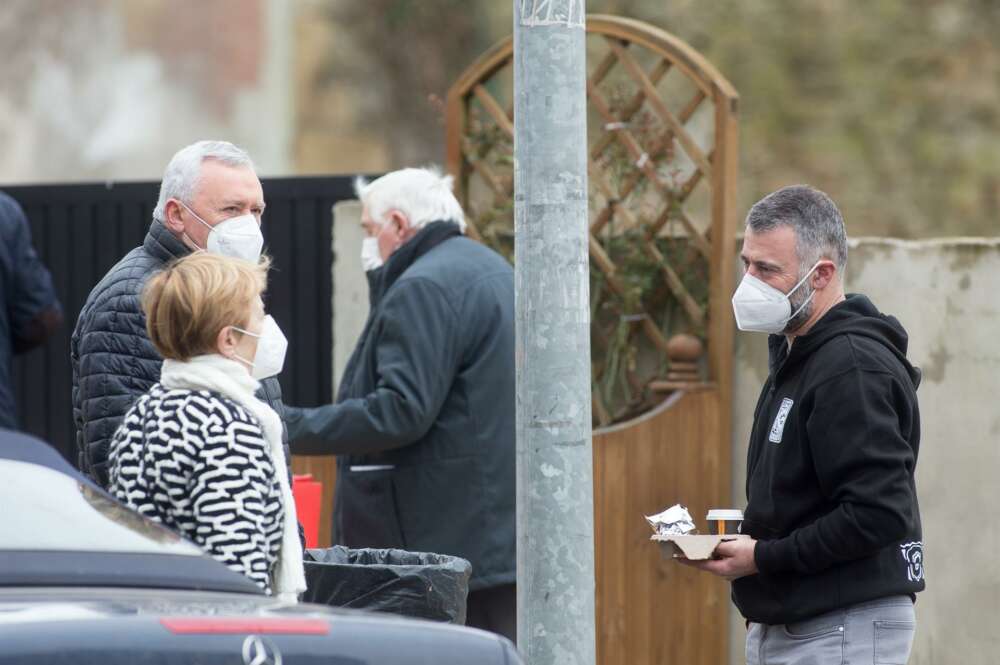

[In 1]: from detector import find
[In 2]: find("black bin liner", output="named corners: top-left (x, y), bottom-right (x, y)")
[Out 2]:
top-left (303, 546), bottom-right (472, 624)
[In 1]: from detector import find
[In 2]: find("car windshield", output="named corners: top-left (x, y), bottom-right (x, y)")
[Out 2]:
top-left (0, 460), bottom-right (201, 556)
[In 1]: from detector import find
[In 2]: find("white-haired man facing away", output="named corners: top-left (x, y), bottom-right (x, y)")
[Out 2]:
top-left (71, 140), bottom-right (290, 488)
top-left (285, 167), bottom-right (517, 641)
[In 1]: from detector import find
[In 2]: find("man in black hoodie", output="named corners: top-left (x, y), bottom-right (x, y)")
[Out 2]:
top-left (682, 186), bottom-right (923, 664)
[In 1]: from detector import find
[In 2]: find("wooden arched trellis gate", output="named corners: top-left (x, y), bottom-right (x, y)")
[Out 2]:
top-left (446, 15), bottom-right (739, 665)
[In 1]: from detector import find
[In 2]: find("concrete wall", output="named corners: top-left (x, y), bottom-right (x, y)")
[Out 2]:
top-left (730, 238), bottom-right (1000, 665)
top-left (332, 201), bottom-right (368, 390)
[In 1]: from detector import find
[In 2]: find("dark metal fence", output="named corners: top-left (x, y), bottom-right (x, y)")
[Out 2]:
top-left (5, 176), bottom-right (356, 463)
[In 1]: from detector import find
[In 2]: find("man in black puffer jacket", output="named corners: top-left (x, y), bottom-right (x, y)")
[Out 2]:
top-left (71, 140), bottom-right (288, 488)
top-left (682, 186), bottom-right (923, 665)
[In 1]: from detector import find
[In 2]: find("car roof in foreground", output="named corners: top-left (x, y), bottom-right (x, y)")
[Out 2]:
top-left (0, 587), bottom-right (524, 665)
top-left (0, 448), bottom-right (262, 595)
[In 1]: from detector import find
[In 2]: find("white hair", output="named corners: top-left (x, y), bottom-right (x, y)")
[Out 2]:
top-left (153, 140), bottom-right (256, 222)
top-left (354, 167), bottom-right (466, 233)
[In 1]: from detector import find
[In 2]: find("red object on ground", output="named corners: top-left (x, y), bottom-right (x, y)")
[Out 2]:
top-left (292, 474), bottom-right (323, 548)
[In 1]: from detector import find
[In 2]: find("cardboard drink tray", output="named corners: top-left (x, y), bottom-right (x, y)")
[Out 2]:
top-left (651, 533), bottom-right (750, 560)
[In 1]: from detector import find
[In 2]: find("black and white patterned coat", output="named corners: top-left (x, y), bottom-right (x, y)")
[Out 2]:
top-left (108, 383), bottom-right (284, 593)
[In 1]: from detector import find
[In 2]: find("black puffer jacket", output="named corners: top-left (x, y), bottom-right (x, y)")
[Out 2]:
top-left (71, 220), bottom-right (288, 487)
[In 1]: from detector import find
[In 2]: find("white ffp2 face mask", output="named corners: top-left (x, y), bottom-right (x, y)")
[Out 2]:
top-left (731, 263), bottom-right (819, 334)
top-left (360, 237), bottom-right (383, 271)
top-left (232, 315), bottom-right (288, 380)
top-left (181, 201), bottom-right (264, 263)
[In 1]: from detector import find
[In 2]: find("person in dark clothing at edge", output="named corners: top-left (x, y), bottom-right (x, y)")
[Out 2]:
top-left (0, 192), bottom-right (63, 430)
top-left (71, 141), bottom-right (292, 488)
top-left (283, 167), bottom-right (516, 642)
top-left (681, 186), bottom-right (923, 665)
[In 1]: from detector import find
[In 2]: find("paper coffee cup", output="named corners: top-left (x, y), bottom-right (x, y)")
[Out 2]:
top-left (706, 509), bottom-right (743, 535)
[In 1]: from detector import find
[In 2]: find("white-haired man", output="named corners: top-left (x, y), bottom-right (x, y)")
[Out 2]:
top-left (285, 167), bottom-right (517, 640)
top-left (71, 140), bottom-right (289, 487)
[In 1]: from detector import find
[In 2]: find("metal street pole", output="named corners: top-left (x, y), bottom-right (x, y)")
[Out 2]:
top-left (513, 1), bottom-right (595, 664)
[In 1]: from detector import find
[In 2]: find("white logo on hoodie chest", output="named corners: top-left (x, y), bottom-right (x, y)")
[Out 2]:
top-left (769, 398), bottom-right (794, 443)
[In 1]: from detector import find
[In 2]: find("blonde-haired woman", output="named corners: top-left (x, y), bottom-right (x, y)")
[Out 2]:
top-left (107, 252), bottom-right (305, 600)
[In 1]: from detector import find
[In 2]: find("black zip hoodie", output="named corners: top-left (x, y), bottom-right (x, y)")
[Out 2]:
top-left (732, 294), bottom-right (925, 625)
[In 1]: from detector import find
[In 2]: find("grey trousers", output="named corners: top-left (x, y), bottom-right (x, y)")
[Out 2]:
top-left (746, 596), bottom-right (915, 665)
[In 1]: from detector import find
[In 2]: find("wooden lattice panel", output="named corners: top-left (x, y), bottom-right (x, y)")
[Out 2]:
top-left (446, 15), bottom-right (739, 428)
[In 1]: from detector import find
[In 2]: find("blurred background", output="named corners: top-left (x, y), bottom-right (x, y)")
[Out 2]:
top-left (2, 0), bottom-right (998, 237)
top-left (2, 4), bottom-right (997, 665)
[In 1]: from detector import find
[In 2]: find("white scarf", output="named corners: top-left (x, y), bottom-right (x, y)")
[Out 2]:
top-left (160, 354), bottom-right (306, 602)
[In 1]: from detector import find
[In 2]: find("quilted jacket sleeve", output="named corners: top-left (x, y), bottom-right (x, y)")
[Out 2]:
top-left (71, 263), bottom-right (163, 487)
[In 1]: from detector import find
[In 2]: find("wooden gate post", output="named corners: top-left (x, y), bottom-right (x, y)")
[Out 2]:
top-left (446, 15), bottom-right (739, 665)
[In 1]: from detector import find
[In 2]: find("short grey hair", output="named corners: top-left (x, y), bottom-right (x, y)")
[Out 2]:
top-left (355, 166), bottom-right (466, 233)
top-left (153, 140), bottom-right (256, 222)
top-left (746, 185), bottom-right (848, 274)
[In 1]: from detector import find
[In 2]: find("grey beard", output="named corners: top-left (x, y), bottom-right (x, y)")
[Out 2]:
top-left (783, 286), bottom-right (814, 333)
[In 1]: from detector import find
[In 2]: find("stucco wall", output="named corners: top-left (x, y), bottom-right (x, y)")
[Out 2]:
top-left (730, 238), bottom-right (1000, 665)
top-left (332, 200), bottom-right (368, 389)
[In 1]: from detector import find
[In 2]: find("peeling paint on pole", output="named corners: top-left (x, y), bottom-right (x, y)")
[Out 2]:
top-left (519, 0), bottom-right (586, 28)
top-left (514, 1), bottom-right (595, 664)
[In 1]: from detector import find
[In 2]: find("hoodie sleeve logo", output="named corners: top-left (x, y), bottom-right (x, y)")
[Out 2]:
top-left (768, 398), bottom-right (794, 443)
top-left (900, 541), bottom-right (924, 582)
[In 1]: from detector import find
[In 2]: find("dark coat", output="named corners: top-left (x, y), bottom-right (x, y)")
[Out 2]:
top-left (70, 220), bottom-right (288, 487)
top-left (734, 295), bottom-right (924, 625)
top-left (0, 193), bottom-right (62, 429)
top-left (285, 223), bottom-right (516, 591)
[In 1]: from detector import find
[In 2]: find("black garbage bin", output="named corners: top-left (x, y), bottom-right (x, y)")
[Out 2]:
top-left (302, 546), bottom-right (472, 624)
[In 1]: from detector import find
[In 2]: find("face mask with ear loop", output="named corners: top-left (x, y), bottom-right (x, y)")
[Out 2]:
top-left (230, 316), bottom-right (288, 380)
top-left (731, 262), bottom-right (821, 334)
top-left (178, 201), bottom-right (264, 263)
top-left (360, 237), bottom-right (383, 271)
